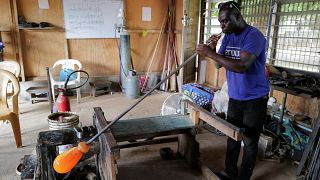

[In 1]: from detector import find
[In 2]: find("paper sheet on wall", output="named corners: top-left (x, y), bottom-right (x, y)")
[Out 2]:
top-left (142, 7), bottom-right (151, 22)
top-left (63, 0), bottom-right (122, 39)
top-left (38, 0), bottom-right (49, 9)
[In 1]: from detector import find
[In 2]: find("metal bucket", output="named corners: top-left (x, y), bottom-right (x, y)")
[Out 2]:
top-left (47, 112), bottom-right (79, 130)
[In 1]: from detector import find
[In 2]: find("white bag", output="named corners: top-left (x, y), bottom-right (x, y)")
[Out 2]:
top-left (212, 81), bottom-right (229, 115)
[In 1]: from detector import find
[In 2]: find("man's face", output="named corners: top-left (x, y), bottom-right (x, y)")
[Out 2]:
top-left (218, 10), bottom-right (239, 34)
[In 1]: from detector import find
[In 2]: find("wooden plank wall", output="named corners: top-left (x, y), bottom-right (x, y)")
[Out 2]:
top-left (17, 0), bottom-right (64, 28)
top-left (0, 0), bottom-right (183, 78)
top-left (0, 0), bottom-right (13, 31)
top-left (20, 30), bottom-right (66, 77)
top-left (16, 0), bottom-right (66, 77)
top-left (272, 91), bottom-right (319, 120)
top-left (0, 0), bottom-right (16, 60)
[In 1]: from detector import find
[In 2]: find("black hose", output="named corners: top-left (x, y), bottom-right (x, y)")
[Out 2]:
top-left (63, 70), bottom-right (89, 90)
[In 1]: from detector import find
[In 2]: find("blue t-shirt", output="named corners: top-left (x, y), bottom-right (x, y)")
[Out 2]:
top-left (218, 25), bottom-right (269, 100)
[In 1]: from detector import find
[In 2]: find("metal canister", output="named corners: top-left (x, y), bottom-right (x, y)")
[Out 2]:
top-left (125, 70), bottom-right (140, 99)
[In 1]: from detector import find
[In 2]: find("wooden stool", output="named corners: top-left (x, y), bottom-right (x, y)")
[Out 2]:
top-left (26, 86), bottom-right (49, 104)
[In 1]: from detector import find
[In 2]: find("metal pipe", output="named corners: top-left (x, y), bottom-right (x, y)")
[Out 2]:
top-left (120, 32), bottom-right (132, 90)
top-left (87, 53), bottom-right (198, 144)
top-left (277, 92), bottom-right (287, 136)
top-left (265, 0), bottom-right (275, 51)
top-left (86, 31), bottom-right (221, 144)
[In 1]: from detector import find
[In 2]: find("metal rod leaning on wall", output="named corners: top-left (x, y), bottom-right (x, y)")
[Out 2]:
top-left (46, 67), bottom-right (54, 113)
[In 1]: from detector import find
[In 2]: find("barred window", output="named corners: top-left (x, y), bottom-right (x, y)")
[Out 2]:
top-left (268, 0), bottom-right (320, 73)
top-left (203, 0), bottom-right (224, 41)
top-left (241, 0), bottom-right (271, 36)
top-left (202, 0), bottom-right (270, 43)
top-left (202, 0), bottom-right (320, 73)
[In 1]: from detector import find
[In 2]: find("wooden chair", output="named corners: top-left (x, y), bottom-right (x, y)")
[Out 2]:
top-left (0, 60), bottom-right (20, 77)
top-left (0, 69), bottom-right (21, 148)
top-left (48, 59), bottom-right (82, 103)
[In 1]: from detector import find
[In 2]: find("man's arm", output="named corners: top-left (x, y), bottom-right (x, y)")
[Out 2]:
top-left (196, 44), bottom-right (256, 73)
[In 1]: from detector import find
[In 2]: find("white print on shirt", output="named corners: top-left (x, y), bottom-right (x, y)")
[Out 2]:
top-left (225, 46), bottom-right (240, 59)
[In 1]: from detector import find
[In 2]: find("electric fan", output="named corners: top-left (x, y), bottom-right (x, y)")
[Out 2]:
top-left (160, 93), bottom-right (192, 116)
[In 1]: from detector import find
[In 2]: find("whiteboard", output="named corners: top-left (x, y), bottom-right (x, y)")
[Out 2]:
top-left (63, 0), bottom-right (122, 39)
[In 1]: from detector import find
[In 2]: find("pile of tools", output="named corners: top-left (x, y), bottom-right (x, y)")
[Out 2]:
top-left (268, 65), bottom-right (320, 97)
top-left (141, 0), bottom-right (178, 92)
top-left (160, 0), bottom-right (178, 92)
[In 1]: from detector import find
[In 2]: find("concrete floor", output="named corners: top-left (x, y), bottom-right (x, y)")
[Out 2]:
top-left (0, 91), bottom-right (296, 180)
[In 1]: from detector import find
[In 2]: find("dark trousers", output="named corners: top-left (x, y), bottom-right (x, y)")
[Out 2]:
top-left (225, 96), bottom-right (268, 180)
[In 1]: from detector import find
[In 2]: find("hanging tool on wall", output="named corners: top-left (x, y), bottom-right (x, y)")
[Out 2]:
top-left (52, 33), bottom-right (222, 174)
top-left (160, 0), bottom-right (178, 92)
top-left (53, 70), bottom-right (89, 113)
top-left (141, 2), bottom-right (169, 93)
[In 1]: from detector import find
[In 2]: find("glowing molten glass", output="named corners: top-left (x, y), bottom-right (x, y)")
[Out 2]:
top-left (53, 142), bottom-right (89, 174)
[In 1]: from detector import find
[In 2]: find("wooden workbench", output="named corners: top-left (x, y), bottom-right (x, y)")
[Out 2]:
top-left (93, 100), bottom-right (244, 180)
top-left (93, 107), bottom-right (199, 180)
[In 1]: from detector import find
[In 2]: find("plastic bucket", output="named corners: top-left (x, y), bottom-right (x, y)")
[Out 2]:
top-left (47, 112), bottom-right (79, 130)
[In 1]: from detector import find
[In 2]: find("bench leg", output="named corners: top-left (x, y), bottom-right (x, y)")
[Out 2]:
top-left (76, 87), bottom-right (81, 104)
top-left (178, 133), bottom-right (199, 167)
top-left (91, 87), bottom-right (96, 97)
top-left (30, 93), bottom-right (34, 104)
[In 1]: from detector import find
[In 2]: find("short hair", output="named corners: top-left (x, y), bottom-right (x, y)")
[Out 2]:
top-left (218, 1), bottom-right (241, 13)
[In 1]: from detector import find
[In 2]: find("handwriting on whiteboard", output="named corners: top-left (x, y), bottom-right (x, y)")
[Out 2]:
top-left (63, 0), bottom-right (122, 39)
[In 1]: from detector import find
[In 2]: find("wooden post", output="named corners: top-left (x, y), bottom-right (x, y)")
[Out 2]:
top-left (93, 107), bottom-right (119, 180)
top-left (11, 0), bottom-right (25, 81)
top-left (178, 133), bottom-right (199, 167)
top-left (180, 100), bottom-right (187, 115)
top-left (189, 108), bottom-right (200, 125)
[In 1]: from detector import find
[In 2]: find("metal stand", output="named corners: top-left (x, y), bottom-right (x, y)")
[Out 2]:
top-left (277, 92), bottom-right (287, 136)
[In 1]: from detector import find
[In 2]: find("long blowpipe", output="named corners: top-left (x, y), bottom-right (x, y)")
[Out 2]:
top-left (53, 33), bottom-right (222, 174)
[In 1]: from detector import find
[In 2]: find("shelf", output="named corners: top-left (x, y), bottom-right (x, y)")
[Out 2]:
top-left (18, 27), bottom-right (64, 32)
top-left (126, 29), bottom-right (182, 34)
top-left (270, 84), bottom-right (320, 99)
top-left (271, 85), bottom-right (313, 98)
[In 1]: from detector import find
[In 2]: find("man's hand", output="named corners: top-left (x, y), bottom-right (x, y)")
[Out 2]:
top-left (196, 44), bottom-right (216, 58)
top-left (206, 34), bottom-right (222, 49)
top-left (197, 44), bottom-right (222, 69)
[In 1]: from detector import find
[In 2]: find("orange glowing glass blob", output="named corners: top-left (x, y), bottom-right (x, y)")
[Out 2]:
top-left (53, 142), bottom-right (90, 174)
